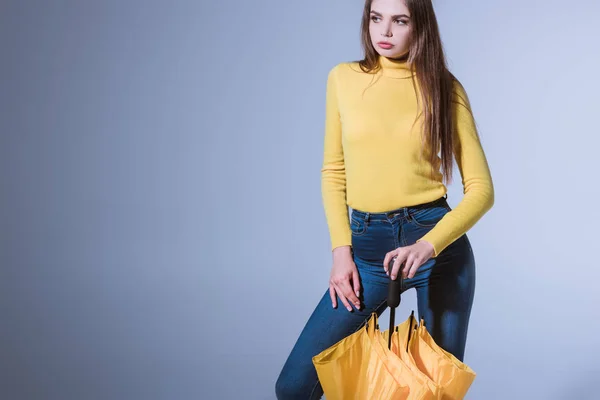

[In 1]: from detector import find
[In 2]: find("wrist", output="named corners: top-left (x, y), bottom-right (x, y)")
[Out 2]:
top-left (418, 240), bottom-right (435, 256)
top-left (332, 245), bottom-right (352, 260)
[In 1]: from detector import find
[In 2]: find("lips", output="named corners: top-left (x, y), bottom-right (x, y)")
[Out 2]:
top-left (377, 42), bottom-right (393, 49)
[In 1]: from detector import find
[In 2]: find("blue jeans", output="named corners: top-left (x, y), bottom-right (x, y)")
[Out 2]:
top-left (275, 196), bottom-right (476, 400)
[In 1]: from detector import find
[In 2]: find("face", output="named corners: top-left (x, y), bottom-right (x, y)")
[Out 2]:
top-left (369, 0), bottom-right (412, 59)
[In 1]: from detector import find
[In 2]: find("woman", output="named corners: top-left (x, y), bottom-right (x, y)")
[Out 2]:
top-left (275, 0), bottom-right (494, 398)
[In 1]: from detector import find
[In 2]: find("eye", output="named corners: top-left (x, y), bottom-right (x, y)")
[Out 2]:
top-left (370, 16), bottom-right (380, 22)
top-left (395, 19), bottom-right (409, 25)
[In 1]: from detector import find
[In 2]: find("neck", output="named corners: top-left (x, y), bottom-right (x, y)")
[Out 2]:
top-left (378, 54), bottom-right (414, 78)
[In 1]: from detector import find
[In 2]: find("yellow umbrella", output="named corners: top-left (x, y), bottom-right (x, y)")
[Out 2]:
top-left (313, 312), bottom-right (437, 400)
top-left (383, 312), bottom-right (443, 399)
top-left (388, 318), bottom-right (476, 400)
top-left (312, 257), bottom-right (442, 399)
top-left (382, 256), bottom-right (477, 399)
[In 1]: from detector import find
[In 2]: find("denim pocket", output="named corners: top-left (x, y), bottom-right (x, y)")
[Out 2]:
top-left (408, 205), bottom-right (449, 228)
top-left (350, 216), bottom-right (367, 236)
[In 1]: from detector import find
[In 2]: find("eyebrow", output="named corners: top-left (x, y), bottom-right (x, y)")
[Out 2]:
top-left (370, 10), bottom-right (410, 18)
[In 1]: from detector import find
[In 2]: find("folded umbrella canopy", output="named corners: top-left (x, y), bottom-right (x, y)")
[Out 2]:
top-left (312, 257), bottom-right (443, 400)
top-left (385, 318), bottom-right (476, 400)
top-left (312, 256), bottom-right (476, 399)
top-left (312, 311), bottom-right (411, 400)
top-left (383, 313), bottom-right (442, 399)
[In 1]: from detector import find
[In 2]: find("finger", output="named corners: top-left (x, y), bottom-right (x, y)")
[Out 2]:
top-left (340, 280), bottom-right (360, 309)
top-left (387, 255), bottom-right (398, 276)
top-left (334, 283), bottom-right (353, 312)
top-left (403, 255), bottom-right (415, 278)
top-left (329, 285), bottom-right (337, 308)
top-left (407, 256), bottom-right (422, 279)
top-left (352, 270), bottom-right (361, 299)
top-left (391, 252), bottom-right (407, 280)
top-left (383, 252), bottom-right (391, 273)
top-left (351, 272), bottom-right (362, 310)
top-left (391, 259), bottom-right (401, 280)
top-left (383, 250), bottom-right (397, 273)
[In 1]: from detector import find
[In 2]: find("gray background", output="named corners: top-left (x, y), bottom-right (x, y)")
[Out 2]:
top-left (1, 0), bottom-right (599, 399)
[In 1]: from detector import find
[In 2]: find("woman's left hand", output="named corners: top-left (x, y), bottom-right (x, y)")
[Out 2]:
top-left (383, 241), bottom-right (435, 280)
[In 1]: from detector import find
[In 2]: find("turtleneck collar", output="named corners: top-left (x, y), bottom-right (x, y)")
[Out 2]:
top-left (378, 54), bottom-right (415, 79)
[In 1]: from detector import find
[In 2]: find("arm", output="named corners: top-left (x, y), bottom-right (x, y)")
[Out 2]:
top-left (321, 64), bottom-right (352, 252)
top-left (416, 79), bottom-right (495, 257)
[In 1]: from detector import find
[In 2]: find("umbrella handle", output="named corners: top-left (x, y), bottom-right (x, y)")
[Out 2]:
top-left (387, 256), bottom-right (403, 349)
top-left (387, 256), bottom-right (403, 308)
top-left (405, 310), bottom-right (415, 352)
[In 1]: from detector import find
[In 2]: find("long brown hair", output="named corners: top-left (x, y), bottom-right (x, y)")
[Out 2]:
top-left (357, 0), bottom-right (470, 185)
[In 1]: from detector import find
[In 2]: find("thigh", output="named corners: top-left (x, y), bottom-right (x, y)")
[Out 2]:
top-left (414, 234), bottom-right (476, 362)
top-left (276, 221), bottom-right (394, 400)
top-left (275, 277), bottom-right (390, 399)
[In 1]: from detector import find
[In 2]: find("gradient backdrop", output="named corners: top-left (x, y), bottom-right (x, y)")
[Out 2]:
top-left (1, 1), bottom-right (599, 399)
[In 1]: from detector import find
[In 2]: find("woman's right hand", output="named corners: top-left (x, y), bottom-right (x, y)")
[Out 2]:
top-left (329, 246), bottom-right (361, 312)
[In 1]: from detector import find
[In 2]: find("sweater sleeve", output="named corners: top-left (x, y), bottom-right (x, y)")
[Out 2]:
top-left (416, 79), bottom-right (495, 257)
top-left (321, 64), bottom-right (352, 251)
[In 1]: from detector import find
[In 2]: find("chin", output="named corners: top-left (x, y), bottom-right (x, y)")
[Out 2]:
top-left (373, 47), bottom-right (390, 54)
top-left (380, 50), bottom-right (402, 58)
top-left (385, 49), bottom-right (408, 59)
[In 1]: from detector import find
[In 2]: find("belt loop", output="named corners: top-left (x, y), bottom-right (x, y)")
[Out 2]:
top-left (365, 212), bottom-right (370, 223)
top-left (443, 193), bottom-right (448, 200)
top-left (403, 207), bottom-right (410, 220)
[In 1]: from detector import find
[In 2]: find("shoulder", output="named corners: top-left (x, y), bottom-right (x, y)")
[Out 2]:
top-left (326, 61), bottom-right (369, 82)
top-left (450, 75), bottom-right (472, 110)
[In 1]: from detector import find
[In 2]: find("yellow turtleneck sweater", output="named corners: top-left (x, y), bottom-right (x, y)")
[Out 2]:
top-left (321, 55), bottom-right (494, 257)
